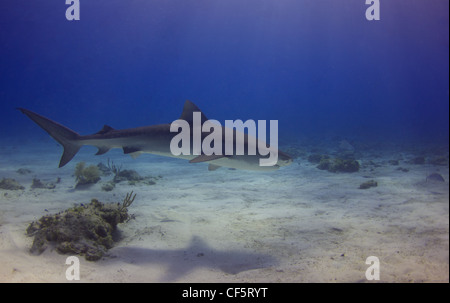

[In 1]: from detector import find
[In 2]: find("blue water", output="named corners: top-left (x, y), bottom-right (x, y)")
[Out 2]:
top-left (1, 0), bottom-right (448, 146)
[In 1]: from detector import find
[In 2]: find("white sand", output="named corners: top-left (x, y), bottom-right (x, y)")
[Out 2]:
top-left (0, 139), bottom-right (448, 282)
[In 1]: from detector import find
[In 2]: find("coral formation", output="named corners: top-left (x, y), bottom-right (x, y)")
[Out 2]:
top-left (332, 159), bottom-right (360, 172)
top-left (317, 158), bottom-right (360, 173)
top-left (31, 178), bottom-right (56, 189)
top-left (74, 162), bottom-right (101, 187)
top-left (97, 162), bottom-right (112, 176)
top-left (97, 159), bottom-right (123, 177)
top-left (359, 180), bottom-right (378, 189)
top-left (16, 168), bottom-right (32, 175)
top-left (409, 156), bottom-right (425, 165)
top-left (101, 181), bottom-right (116, 192)
top-left (308, 154), bottom-right (329, 164)
top-left (429, 156), bottom-right (449, 166)
top-left (0, 178), bottom-right (25, 190)
top-left (114, 170), bottom-right (161, 186)
top-left (396, 167), bottom-right (409, 172)
top-left (96, 159), bottom-right (161, 191)
top-left (426, 173), bottom-right (445, 182)
top-left (388, 160), bottom-right (399, 166)
top-left (26, 192), bottom-right (136, 261)
top-left (113, 169), bottom-right (144, 183)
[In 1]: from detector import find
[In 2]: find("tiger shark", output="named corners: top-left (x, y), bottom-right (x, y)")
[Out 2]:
top-left (18, 100), bottom-right (292, 171)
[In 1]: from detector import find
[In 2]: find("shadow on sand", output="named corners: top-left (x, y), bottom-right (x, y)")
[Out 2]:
top-left (110, 236), bottom-right (278, 282)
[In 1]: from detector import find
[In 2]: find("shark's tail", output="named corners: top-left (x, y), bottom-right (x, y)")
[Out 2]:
top-left (18, 108), bottom-right (82, 167)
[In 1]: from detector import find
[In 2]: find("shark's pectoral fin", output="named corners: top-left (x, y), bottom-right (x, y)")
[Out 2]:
top-left (189, 154), bottom-right (226, 163)
top-left (95, 146), bottom-right (110, 155)
top-left (208, 164), bottom-right (221, 171)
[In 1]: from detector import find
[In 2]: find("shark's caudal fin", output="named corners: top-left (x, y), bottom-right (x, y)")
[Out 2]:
top-left (18, 108), bottom-right (82, 167)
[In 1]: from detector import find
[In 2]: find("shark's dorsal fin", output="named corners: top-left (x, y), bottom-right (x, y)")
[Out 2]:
top-left (179, 100), bottom-right (208, 125)
top-left (96, 125), bottom-right (115, 135)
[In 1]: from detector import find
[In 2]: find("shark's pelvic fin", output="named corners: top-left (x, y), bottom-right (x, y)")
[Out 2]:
top-left (17, 108), bottom-right (81, 168)
top-left (95, 146), bottom-right (111, 155)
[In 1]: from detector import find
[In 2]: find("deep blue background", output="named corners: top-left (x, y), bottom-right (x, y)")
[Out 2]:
top-left (1, 0), bottom-right (448, 145)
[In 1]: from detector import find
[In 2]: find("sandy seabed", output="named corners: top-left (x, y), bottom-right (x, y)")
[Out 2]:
top-left (0, 139), bottom-right (448, 283)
